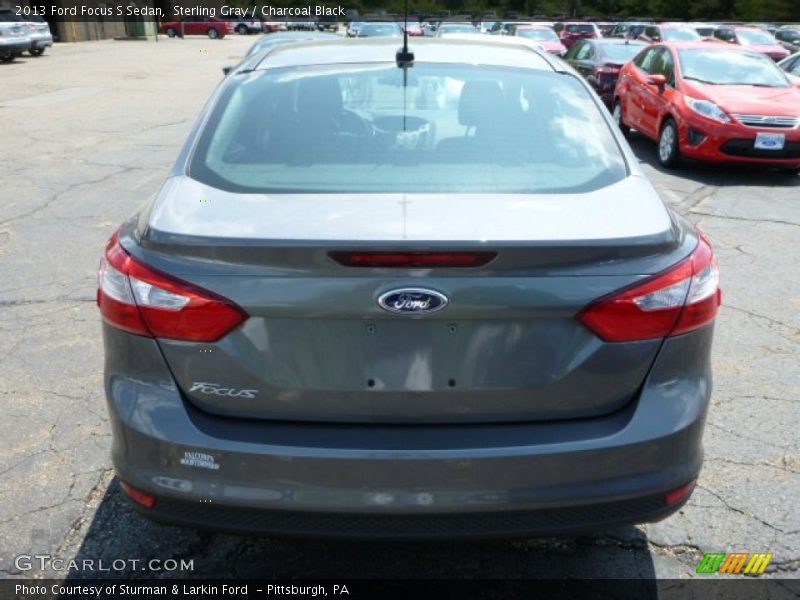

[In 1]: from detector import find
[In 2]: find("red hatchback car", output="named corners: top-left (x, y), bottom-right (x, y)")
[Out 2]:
top-left (613, 42), bottom-right (800, 173)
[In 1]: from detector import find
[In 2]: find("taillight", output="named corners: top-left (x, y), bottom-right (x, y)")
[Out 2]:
top-left (593, 63), bottom-right (621, 77)
top-left (664, 480), bottom-right (696, 507)
top-left (97, 231), bottom-right (247, 342)
top-left (119, 482), bottom-right (156, 508)
top-left (578, 231), bottom-right (721, 342)
top-left (329, 251), bottom-right (496, 268)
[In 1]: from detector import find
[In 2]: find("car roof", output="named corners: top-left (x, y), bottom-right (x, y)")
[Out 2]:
top-left (253, 37), bottom-right (557, 71)
top-left (658, 41), bottom-right (759, 53)
top-left (590, 39), bottom-right (647, 46)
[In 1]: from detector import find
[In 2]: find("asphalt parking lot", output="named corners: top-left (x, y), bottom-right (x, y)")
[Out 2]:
top-left (0, 35), bottom-right (798, 581)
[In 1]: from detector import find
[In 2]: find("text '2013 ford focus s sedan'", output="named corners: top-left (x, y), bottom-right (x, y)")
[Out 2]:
top-left (97, 38), bottom-right (721, 538)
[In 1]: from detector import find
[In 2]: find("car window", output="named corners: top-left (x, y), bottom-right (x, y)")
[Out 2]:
top-left (679, 49), bottom-right (790, 87)
top-left (652, 48), bottom-right (675, 83)
top-left (602, 43), bottom-right (646, 62)
top-left (714, 28), bottom-right (733, 42)
top-left (736, 29), bottom-right (777, 45)
top-left (575, 42), bottom-right (594, 60)
top-left (634, 47), bottom-right (660, 73)
top-left (563, 41), bottom-right (582, 59)
top-left (645, 26), bottom-right (660, 40)
top-left (191, 64), bottom-right (627, 194)
top-left (662, 27), bottom-right (701, 41)
top-left (789, 57), bottom-right (800, 75)
top-left (517, 28), bottom-right (559, 42)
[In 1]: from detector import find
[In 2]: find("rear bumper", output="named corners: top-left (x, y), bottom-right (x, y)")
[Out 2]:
top-left (133, 490), bottom-right (684, 539)
top-left (0, 40), bottom-right (30, 55)
top-left (30, 35), bottom-right (53, 49)
top-left (104, 323), bottom-right (713, 538)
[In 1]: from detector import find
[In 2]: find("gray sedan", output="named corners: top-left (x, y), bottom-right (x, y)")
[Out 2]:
top-left (97, 38), bottom-right (721, 538)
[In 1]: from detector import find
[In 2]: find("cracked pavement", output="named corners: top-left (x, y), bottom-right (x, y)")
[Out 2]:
top-left (0, 38), bottom-right (798, 581)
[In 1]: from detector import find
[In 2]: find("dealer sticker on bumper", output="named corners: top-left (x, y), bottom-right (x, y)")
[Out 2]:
top-left (754, 132), bottom-right (786, 151)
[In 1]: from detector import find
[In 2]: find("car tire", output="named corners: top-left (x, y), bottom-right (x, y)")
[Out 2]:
top-left (658, 118), bottom-right (681, 169)
top-left (236, 24), bottom-right (248, 35)
top-left (779, 167), bottom-right (800, 177)
top-left (208, 28), bottom-right (219, 39)
top-left (612, 101), bottom-right (630, 138)
top-left (166, 28), bottom-right (177, 38)
top-left (1, 52), bottom-right (15, 63)
top-left (29, 47), bottom-right (45, 56)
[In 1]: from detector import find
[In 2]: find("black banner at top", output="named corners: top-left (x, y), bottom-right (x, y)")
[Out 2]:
top-left (5, 0), bottom-right (800, 24)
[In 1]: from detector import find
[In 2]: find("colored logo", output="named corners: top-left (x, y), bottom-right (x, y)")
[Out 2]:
top-left (696, 552), bottom-right (773, 575)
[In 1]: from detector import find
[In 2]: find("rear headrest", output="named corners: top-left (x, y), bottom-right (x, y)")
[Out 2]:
top-left (458, 80), bottom-right (505, 127)
top-left (296, 76), bottom-right (343, 115)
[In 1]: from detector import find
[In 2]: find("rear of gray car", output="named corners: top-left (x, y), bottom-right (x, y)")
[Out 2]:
top-left (98, 39), bottom-right (721, 538)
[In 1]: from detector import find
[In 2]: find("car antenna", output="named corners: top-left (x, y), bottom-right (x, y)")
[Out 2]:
top-left (396, 0), bottom-right (414, 68)
top-left (395, 0), bottom-right (415, 132)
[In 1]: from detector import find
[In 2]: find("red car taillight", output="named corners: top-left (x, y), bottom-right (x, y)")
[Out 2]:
top-left (97, 232), bottom-right (247, 342)
top-left (593, 63), bottom-right (621, 77)
top-left (578, 230), bottom-right (721, 342)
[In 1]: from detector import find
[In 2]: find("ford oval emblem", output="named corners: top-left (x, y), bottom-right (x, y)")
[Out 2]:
top-left (378, 288), bottom-right (448, 314)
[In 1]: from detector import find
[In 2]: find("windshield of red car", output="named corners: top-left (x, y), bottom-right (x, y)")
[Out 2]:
top-left (679, 49), bottom-right (790, 87)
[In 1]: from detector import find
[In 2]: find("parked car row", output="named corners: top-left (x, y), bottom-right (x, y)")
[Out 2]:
top-left (158, 19), bottom-right (339, 39)
top-left (0, 9), bottom-right (53, 62)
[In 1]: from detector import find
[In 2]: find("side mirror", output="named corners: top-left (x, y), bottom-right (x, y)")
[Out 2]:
top-left (222, 65), bottom-right (233, 76)
top-left (647, 74), bottom-right (668, 89)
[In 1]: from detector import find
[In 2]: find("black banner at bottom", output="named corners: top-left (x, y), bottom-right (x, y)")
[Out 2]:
top-left (2, 579), bottom-right (800, 600)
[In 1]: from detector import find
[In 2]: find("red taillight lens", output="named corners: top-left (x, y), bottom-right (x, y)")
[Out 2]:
top-left (578, 231), bottom-right (721, 342)
top-left (593, 63), bottom-right (622, 76)
top-left (97, 232), bottom-right (247, 342)
top-left (665, 480), bottom-right (696, 507)
top-left (329, 251), bottom-right (496, 268)
top-left (119, 481), bottom-right (156, 508)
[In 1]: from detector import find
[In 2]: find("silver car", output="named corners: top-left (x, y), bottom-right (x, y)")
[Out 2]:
top-left (98, 38), bottom-right (721, 538)
top-left (0, 13), bottom-right (30, 62)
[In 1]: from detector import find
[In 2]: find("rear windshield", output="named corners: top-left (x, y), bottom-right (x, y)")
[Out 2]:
top-left (662, 28), bottom-right (700, 41)
top-left (439, 24), bottom-right (477, 34)
top-left (736, 29), bottom-right (776, 45)
top-left (517, 28), bottom-right (559, 41)
top-left (190, 63), bottom-right (627, 194)
top-left (602, 43), bottom-right (645, 62)
top-left (358, 24), bottom-right (401, 36)
top-left (567, 24), bottom-right (595, 33)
